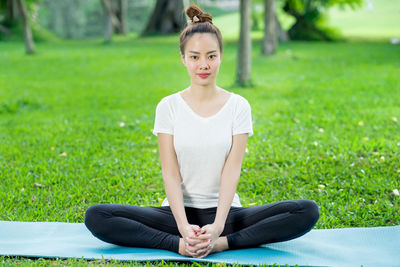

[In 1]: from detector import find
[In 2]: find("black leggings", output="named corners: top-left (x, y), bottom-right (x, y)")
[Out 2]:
top-left (84, 199), bottom-right (319, 253)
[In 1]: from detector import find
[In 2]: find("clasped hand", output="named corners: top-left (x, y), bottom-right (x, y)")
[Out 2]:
top-left (182, 223), bottom-right (221, 258)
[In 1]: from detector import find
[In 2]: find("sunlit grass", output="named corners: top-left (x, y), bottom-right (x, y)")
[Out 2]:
top-left (0, 34), bottom-right (399, 266)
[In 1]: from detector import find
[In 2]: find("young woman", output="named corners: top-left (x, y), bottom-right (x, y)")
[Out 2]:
top-left (84, 4), bottom-right (320, 259)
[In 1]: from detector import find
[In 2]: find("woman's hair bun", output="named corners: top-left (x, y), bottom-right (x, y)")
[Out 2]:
top-left (185, 4), bottom-right (212, 24)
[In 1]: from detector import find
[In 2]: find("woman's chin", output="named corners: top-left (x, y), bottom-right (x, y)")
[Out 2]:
top-left (192, 78), bottom-right (215, 86)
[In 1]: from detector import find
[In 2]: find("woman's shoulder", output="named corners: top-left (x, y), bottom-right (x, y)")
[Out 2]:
top-left (228, 91), bottom-right (251, 107)
top-left (157, 91), bottom-right (181, 106)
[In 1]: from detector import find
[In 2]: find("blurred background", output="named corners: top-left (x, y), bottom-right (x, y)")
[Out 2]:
top-left (1, 0), bottom-right (399, 44)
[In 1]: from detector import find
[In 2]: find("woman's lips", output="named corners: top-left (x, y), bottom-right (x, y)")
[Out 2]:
top-left (197, 73), bottom-right (210, 79)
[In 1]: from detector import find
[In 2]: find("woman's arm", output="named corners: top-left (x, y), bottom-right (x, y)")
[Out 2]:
top-left (157, 133), bottom-right (188, 229)
top-left (214, 133), bottom-right (249, 232)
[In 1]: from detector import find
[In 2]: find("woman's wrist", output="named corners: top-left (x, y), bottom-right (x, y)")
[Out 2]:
top-left (212, 222), bottom-right (225, 235)
top-left (177, 222), bottom-right (190, 232)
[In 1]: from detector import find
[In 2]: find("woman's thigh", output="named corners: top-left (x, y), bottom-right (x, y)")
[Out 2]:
top-left (222, 199), bottom-right (312, 235)
top-left (85, 203), bottom-right (180, 235)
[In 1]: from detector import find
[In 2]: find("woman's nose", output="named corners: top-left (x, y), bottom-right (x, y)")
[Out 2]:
top-left (199, 58), bottom-right (209, 69)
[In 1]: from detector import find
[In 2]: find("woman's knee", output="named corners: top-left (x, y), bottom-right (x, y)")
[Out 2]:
top-left (297, 199), bottom-right (320, 226)
top-left (84, 204), bottom-right (109, 234)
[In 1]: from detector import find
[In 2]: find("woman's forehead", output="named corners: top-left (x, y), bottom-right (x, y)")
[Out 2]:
top-left (185, 33), bottom-right (219, 53)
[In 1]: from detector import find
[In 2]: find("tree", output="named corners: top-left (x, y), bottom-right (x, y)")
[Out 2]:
top-left (117, 0), bottom-right (127, 34)
top-left (16, 0), bottom-right (34, 53)
top-left (0, 0), bottom-right (36, 53)
top-left (100, 0), bottom-right (128, 43)
top-left (236, 0), bottom-right (252, 86)
top-left (252, 0), bottom-right (288, 53)
top-left (101, 0), bottom-right (114, 42)
top-left (141, 0), bottom-right (185, 35)
top-left (282, 0), bottom-right (362, 40)
top-left (262, 0), bottom-right (277, 55)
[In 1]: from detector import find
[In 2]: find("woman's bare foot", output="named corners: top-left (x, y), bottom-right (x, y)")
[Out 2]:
top-left (178, 238), bottom-right (191, 256)
top-left (210, 236), bottom-right (229, 253)
top-left (178, 236), bottom-right (229, 257)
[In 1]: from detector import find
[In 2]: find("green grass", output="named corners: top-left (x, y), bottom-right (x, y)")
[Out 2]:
top-left (1, 33), bottom-right (400, 266)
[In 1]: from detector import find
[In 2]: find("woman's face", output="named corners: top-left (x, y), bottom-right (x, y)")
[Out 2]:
top-left (181, 33), bottom-right (222, 86)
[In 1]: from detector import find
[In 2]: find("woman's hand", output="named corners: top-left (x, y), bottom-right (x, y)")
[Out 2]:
top-left (178, 223), bottom-right (200, 240)
top-left (179, 224), bottom-right (211, 258)
top-left (186, 223), bottom-right (222, 258)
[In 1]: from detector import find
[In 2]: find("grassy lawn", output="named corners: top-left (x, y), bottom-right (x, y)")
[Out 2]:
top-left (1, 0), bottom-right (400, 263)
top-left (1, 34), bottom-right (399, 266)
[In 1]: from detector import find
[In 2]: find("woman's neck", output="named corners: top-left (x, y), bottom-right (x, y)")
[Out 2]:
top-left (186, 84), bottom-right (220, 102)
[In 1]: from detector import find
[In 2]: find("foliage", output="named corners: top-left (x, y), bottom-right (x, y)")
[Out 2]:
top-left (282, 0), bottom-right (363, 40)
top-left (0, 19), bottom-right (59, 42)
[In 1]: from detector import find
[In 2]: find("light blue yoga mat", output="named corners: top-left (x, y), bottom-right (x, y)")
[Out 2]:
top-left (0, 220), bottom-right (399, 267)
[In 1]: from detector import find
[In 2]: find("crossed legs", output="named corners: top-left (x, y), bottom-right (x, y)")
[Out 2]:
top-left (84, 199), bottom-right (319, 255)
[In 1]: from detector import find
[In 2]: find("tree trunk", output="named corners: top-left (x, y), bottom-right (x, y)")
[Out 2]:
top-left (16, 0), bottom-right (35, 54)
top-left (142, 0), bottom-right (185, 35)
top-left (236, 0), bottom-right (251, 86)
top-left (101, 0), bottom-right (114, 43)
top-left (62, 2), bottom-right (73, 39)
top-left (118, 0), bottom-right (127, 34)
top-left (262, 0), bottom-right (277, 55)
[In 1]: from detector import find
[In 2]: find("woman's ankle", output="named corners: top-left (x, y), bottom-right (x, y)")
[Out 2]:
top-left (213, 236), bottom-right (229, 252)
top-left (178, 238), bottom-right (186, 255)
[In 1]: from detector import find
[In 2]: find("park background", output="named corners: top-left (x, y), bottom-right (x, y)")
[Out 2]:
top-left (0, 0), bottom-right (399, 265)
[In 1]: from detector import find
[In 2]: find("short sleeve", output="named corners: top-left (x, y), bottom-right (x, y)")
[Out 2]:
top-left (152, 98), bottom-right (174, 136)
top-left (232, 97), bottom-right (253, 137)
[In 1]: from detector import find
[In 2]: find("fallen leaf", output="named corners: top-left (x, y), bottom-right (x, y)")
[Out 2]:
top-left (59, 152), bottom-right (67, 157)
top-left (318, 184), bottom-right (325, 189)
top-left (34, 183), bottom-right (44, 188)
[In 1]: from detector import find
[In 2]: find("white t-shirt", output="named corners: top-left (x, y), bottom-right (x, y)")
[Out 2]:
top-left (152, 89), bottom-right (253, 208)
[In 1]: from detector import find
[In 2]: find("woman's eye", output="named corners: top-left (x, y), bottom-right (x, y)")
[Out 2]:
top-left (191, 56), bottom-right (198, 59)
top-left (209, 55), bottom-right (216, 59)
